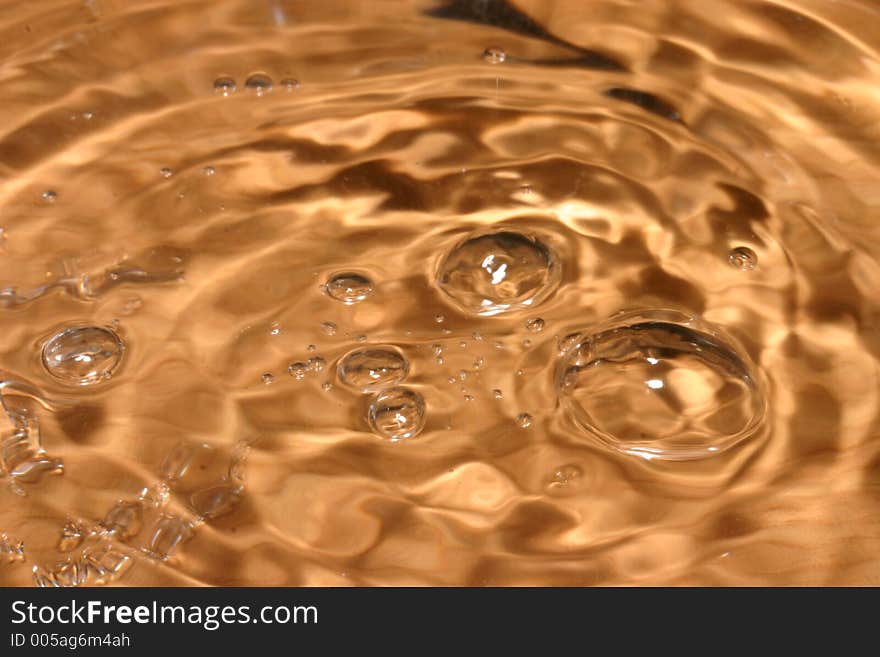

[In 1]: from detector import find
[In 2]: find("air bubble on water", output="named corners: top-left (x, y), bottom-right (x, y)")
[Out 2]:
top-left (280, 78), bottom-right (300, 91)
top-left (324, 272), bottom-right (373, 304)
top-left (493, 389), bottom-right (503, 399)
top-left (431, 344), bottom-right (443, 356)
top-left (41, 325), bottom-right (125, 386)
top-left (493, 340), bottom-right (504, 350)
top-left (728, 246), bottom-right (758, 270)
top-left (337, 346), bottom-right (409, 392)
top-left (437, 229), bottom-right (561, 316)
top-left (307, 344), bottom-right (317, 352)
top-left (159, 167), bottom-right (173, 178)
top-left (557, 309), bottom-right (767, 461)
top-left (522, 338), bottom-right (532, 348)
top-left (41, 190), bottom-right (57, 203)
top-left (245, 73), bottom-right (273, 95)
top-left (434, 314), bottom-right (445, 324)
top-left (515, 412), bottom-right (532, 428)
top-left (191, 483), bottom-right (242, 519)
top-left (320, 321), bottom-right (337, 336)
top-left (557, 332), bottom-right (579, 355)
top-left (321, 381), bottom-right (333, 392)
top-left (473, 357), bottom-right (484, 369)
top-left (472, 331), bottom-right (484, 341)
top-left (516, 369), bottom-right (524, 376)
top-left (202, 165), bottom-right (216, 176)
top-left (442, 328), bottom-right (452, 335)
top-left (261, 373), bottom-right (275, 385)
top-left (459, 341), bottom-right (468, 349)
top-left (464, 394), bottom-right (474, 402)
top-left (213, 77), bottom-right (237, 96)
top-left (368, 386), bottom-right (426, 441)
top-left (102, 501), bottom-right (143, 540)
top-left (482, 46), bottom-right (507, 64)
top-left (526, 317), bottom-right (545, 333)
top-left (545, 464), bottom-right (583, 494)
top-left (288, 362), bottom-right (307, 380)
top-left (447, 376), bottom-right (456, 384)
top-left (269, 322), bottom-right (281, 336)
top-left (307, 356), bottom-right (326, 373)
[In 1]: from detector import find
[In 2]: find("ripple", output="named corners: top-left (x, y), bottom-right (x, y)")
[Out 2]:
top-left (557, 310), bottom-right (766, 461)
top-left (368, 386), bottom-right (426, 441)
top-left (41, 326), bottom-right (125, 386)
top-left (337, 346), bottom-right (409, 392)
top-left (436, 229), bottom-right (561, 316)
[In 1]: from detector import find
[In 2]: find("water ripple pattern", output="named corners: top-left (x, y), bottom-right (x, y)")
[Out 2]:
top-left (0, 0), bottom-right (878, 586)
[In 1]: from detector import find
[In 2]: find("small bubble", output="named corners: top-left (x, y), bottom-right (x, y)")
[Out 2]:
top-left (307, 356), bottom-right (326, 373)
top-left (41, 190), bottom-right (57, 203)
top-left (526, 317), bottom-right (545, 333)
top-left (473, 357), bottom-right (484, 369)
top-left (435, 356), bottom-right (445, 365)
top-left (307, 344), bottom-right (317, 352)
top-left (728, 246), bottom-right (758, 270)
top-left (202, 165), bottom-right (216, 176)
top-left (493, 340), bottom-right (504, 350)
top-left (338, 346), bottom-right (409, 392)
top-left (280, 78), bottom-right (300, 91)
top-left (515, 412), bottom-right (532, 428)
top-left (268, 322), bottom-right (281, 336)
top-left (459, 341), bottom-right (468, 349)
top-left (288, 362), bottom-right (307, 380)
top-left (58, 522), bottom-right (83, 553)
top-left (463, 394), bottom-right (474, 402)
top-left (493, 389), bottom-right (503, 399)
top-left (42, 325), bottom-right (125, 386)
top-left (447, 376), bottom-right (456, 384)
top-left (458, 370), bottom-right (468, 381)
top-left (522, 338), bottom-right (532, 348)
top-left (546, 464), bottom-right (583, 493)
top-left (434, 314), bottom-right (445, 324)
top-left (81, 111), bottom-right (93, 120)
top-left (356, 334), bottom-right (367, 343)
top-left (320, 321), bottom-right (337, 336)
top-left (245, 73), bottom-right (273, 96)
top-left (472, 331), bottom-right (484, 341)
top-left (368, 387), bottom-right (426, 441)
top-left (324, 272), bottom-right (373, 304)
top-left (321, 381), bottom-right (333, 392)
top-left (261, 373), bottom-right (275, 385)
top-left (483, 46), bottom-right (507, 64)
top-left (213, 77), bottom-right (237, 96)
top-left (431, 344), bottom-right (443, 356)
top-left (516, 369), bottom-right (524, 376)
top-left (160, 167), bottom-right (173, 178)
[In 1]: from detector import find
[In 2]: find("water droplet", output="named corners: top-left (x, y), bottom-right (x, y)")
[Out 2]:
top-left (159, 167), bottom-right (173, 178)
top-left (160, 443), bottom-right (195, 481)
top-left (473, 356), bottom-right (484, 369)
top-left (245, 73), bottom-right (273, 95)
top-left (42, 326), bottom-right (124, 386)
top-left (483, 46), bottom-right (507, 64)
top-left (191, 483), bottom-right (241, 519)
top-left (493, 389), bottom-right (503, 399)
top-left (261, 372), bottom-right (275, 385)
top-left (41, 190), bottom-right (57, 203)
top-left (288, 361), bottom-right (308, 380)
top-left (280, 78), bottom-right (300, 91)
top-left (147, 516), bottom-right (193, 560)
top-left (557, 309), bottom-right (766, 461)
top-left (458, 369), bottom-right (468, 381)
top-left (515, 412), bottom-right (532, 428)
top-left (307, 356), bottom-right (326, 373)
top-left (434, 314), bottom-right (445, 324)
top-left (728, 246), bottom-right (758, 270)
top-left (337, 346), bottom-right (409, 392)
top-left (307, 344), bottom-right (317, 352)
top-left (368, 387), bottom-right (426, 441)
top-left (102, 501), bottom-right (143, 540)
top-left (437, 230), bottom-right (560, 316)
top-left (58, 522), bottom-right (83, 552)
top-left (463, 394), bottom-right (474, 402)
top-left (269, 322), bottom-right (281, 335)
top-left (526, 317), bottom-right (545, 333)
top-left (324, 272), bottom-right (373, 304)
top-left (213, 77), bottom-right (236, 96)
top-left (545, 464), bottom-right (583, 494)
top-left (202, 165), bottom-right (216, 176)
top-left (320, 321), bottom-right (337, 336)
top-left (431, 344), bottom-right (443, 356)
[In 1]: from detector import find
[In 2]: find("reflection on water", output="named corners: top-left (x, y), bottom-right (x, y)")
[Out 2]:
top-left (0, 0), bottom-right (879, 586)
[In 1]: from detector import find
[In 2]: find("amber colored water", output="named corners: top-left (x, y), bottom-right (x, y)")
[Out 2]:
top-left (1, 0), bottom-right (879, 586)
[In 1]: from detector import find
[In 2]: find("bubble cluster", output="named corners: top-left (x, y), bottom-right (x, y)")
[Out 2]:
top-left (41, 326), bottom-right (125, 386)
top-left (368, 386), bottom-right (426, 441)
top-left (557, 310), bottom-right (766, 461)
top-left (436, 229), bottom-right (561, 316)
top-left (337, 346), bottom-right (409, 392)
top-left (324, 272), bottom-right (374, 304)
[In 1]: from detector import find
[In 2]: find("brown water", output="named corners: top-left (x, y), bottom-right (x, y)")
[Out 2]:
top-left (0, 0), bottom-right (879, 586)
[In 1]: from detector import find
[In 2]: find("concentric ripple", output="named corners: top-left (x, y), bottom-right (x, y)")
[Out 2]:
top-left (557, 310), bottom-right (767, 461)
top-left (436, 229), bottom-right (561, 316)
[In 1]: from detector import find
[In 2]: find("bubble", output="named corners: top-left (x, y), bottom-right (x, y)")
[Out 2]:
top-left (288, 362), bottom-right (307, 380)
top-left (191, 483), bottom-right (241, 519)
top-left (280, 78), bottom-right (300, 91)
top-left (557, 309), bottom-right (766, 461)
top-left (493, 389), bottom-right (503, 399)
top-left (437, 230), bottom-right (561, 316)
top-left (483, 46), bottom-right (507, 64)
top-left (321, 381), bottom-right (333, 392)
top-left (545, 464), bottom-right (583, 494)
top-left (324, 272), bottom-right (373, 304)
top-left (368, 387), bottom-right (426, 441)
top-left (337, 346), bottom-right (409, 393)
top-left (159, 167), bottom-right (173, 178)
top-left (434, 314), bottom-right (445, 324)
top-left (307, 356), bottom-right (326, 373)
top-left (245, 73), bottom-right (273, 95)
top-left (102, 501), bottom-right (143, 540)
top-left (261, 373), bottom-right (275, 385)
top-left (526, 317), bottom-right (545, 333)
top-left (320, 321), bottom-right (337, 336)
top-left (41, 326), bottom-right (124, 386)
top-left (202, 165), bottom-right (216, 176)
top-left (213, 77), bottom-right (236, 96)
top-left (147, 515), bottom-right (193, 560)
top-left (728, 246), bottom-right (758, 270)
top-left (41, 190), bottom-right (57, 203)
top-left (58, 522), bottom-right (83, 552)
top-left (515, 412), bottom-right (533, 428)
